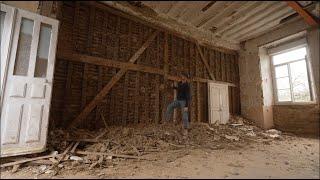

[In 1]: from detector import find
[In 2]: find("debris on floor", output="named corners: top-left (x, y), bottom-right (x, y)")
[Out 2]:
top-left (0, 116), bottom-right (287, 176)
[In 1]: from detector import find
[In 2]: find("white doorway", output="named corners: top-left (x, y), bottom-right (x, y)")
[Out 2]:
top-left (208, 82), bottom-right (230, 124)
top-left (0, 5), bottom-right (59, 157)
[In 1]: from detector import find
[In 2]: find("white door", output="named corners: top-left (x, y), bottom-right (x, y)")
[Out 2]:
top-left (0, 7), bottom-right (59, 157)
top-left (208, 83), bottom-right (229, 124)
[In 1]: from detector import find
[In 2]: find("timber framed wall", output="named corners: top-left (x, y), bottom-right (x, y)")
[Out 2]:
top-left (50, 1), bottom-right (240, 129)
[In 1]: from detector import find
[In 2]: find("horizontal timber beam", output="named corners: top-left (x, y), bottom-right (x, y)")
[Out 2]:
top-left (58, 53), bottom-right (164, 76)
top-left (58, 52), bottom-right (237, 87)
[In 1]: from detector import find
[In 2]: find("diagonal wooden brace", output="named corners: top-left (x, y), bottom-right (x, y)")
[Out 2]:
top-left (196, 43), bottom-right (215, 80)
top-left (68, 30), bottom-right (159, 128)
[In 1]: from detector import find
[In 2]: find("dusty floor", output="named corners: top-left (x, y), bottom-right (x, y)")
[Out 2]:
top-left (1, 134), bottom-right (319, 179)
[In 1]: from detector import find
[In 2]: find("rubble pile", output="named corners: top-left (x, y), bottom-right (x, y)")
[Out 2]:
top-left (48, 115), bottom-right (282, 157)
top-left (1, 116), bottom-right (285, 175)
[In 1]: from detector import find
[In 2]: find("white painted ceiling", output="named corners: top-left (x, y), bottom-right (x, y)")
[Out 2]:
top-left (141, 1), bottom-right (316, 43)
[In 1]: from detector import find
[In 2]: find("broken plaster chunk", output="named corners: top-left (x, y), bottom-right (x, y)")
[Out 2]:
top-left (70, 156), bottom-right (83, 161)
top-left (246, 131), bottom-right (256, 137)
top-left (49, 157), bottom-right (59, 164)
top-left (50, 151), bottom-right (58, 156)
top-left (265, 129), bottom-right (282, 135)
top-left (106, 155), bottom-right (113, 160)
top-left (11, 164), bottom-right (20, 173)
top-left (230, 123), bottom-right (243, 127)
top-left (213, 135), bottom-right (221, 141)
top-left (225, 135), bottom-right (239, 141)
top-left (269, 134), bottom-right (280, 139)
top-left (39, 165), bottom-right (47, 172)
top-left (261, 132), bottom-right (281, 139)
top-left (44, 170), bottom-right (54, 174)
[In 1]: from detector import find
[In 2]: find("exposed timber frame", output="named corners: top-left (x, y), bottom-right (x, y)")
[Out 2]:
top-left (68, 30), bottom-right (160, 128)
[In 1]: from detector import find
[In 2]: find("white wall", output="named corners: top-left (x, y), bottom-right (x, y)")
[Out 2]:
top-left (239, 18), bottom-right (319, 133)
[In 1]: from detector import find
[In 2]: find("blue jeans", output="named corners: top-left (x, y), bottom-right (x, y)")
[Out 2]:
top-left (165, 100), bottom-right (189, 129)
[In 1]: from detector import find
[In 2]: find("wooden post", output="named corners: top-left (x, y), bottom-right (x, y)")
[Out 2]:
top-left (68, 30), bottom-right (159, 128)
top-left (154, 33), bottom-right (160, 124)
top-left (62, 62), bottom-right (73, 127)
top-left (121, 21), bottom-right (132, 125)
top-left (162, 32), bottom-right (169, 123)
top-left (171, 36), bottom-right (177, 123)
top-left (134, 72), bottom-right (140, 124)
top-left (122, 72), bottom-right (129, 125)
top-left (81, 65), bottom-right (88, 109)
top-left (197, 82), bottom-right (201, 123)
top-left (96, 66), bottom-right (103, 127)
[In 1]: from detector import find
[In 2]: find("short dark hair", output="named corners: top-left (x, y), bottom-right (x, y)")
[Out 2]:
top-left (182, 72), bottom-right (190, 78)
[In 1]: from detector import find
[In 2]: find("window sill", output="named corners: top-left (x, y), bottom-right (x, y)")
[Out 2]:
top-left (274, 101), bottom-right (318, 106)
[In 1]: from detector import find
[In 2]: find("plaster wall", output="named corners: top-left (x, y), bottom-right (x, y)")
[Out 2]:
top-left (239, 18), bottom-right (319, 135)
top-left (1, 1), bottom-right (39, 13)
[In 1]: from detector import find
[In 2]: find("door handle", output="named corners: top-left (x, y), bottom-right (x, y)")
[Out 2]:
top-left (45, 79), bottom-right (52, 84)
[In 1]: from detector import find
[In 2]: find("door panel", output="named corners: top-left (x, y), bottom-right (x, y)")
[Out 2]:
top-left (211, 87), bottom-right (220, 109)
top-left (1, 104), bottom-right (24, 145)
top-left (0, 6), bottom-right (59, 157)
top-left (10, 82), bottom-right (27, 97)
top-left (30, 84), bottom-right (46, 98)
top-left (25, 105), bottom-right (44, 143)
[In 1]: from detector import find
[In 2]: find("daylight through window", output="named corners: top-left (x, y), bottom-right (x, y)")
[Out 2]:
top-left (271, 46), bottom-right (312, 103)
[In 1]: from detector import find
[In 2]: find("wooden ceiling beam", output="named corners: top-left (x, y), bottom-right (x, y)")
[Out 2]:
top-left (286, 1), bottom-right (319, 26)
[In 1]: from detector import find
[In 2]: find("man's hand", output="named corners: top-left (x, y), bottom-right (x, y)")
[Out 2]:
top-left (159, 83), bottom-right (165, 90)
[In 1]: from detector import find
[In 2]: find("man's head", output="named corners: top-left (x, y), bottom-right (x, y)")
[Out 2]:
top-left (181, 72), bottom-right (190, 83)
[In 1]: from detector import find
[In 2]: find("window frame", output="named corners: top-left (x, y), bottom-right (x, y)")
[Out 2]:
top-left (270, 44), bottom-right (316, 105)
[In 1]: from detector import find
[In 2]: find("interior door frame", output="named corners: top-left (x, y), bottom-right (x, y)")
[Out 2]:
top-left (0, 3), bottom-right (15, 110)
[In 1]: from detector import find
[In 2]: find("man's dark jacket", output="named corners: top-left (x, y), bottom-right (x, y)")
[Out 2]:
top-left (174, 82), bottom-right (191, 107)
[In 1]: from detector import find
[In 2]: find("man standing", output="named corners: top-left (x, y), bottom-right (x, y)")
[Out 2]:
top-left (164, 73), bottom-right (191, 135)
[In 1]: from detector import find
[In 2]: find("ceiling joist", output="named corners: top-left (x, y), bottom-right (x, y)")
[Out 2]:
top-left (286, 1), bottom-right (319, 26)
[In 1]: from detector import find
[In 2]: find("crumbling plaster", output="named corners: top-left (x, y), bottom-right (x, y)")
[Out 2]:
top-left (239, 17), bottom-right (319, 134)
top-left (1, 1), bottom-right (39, 13)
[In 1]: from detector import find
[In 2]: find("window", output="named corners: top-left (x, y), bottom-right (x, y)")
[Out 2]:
top-left (34, 23), bottom-right (52, 78)
top-left (13, 18), bottom-right (34, 76)
top-left (271, 46), bottom-right (313, 104)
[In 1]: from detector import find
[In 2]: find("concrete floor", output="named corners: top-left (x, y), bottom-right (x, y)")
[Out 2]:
top-left (1, 134), bottom-right (319, 179)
